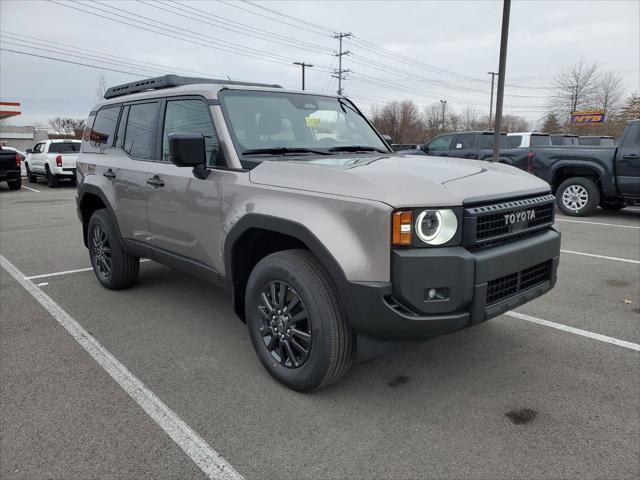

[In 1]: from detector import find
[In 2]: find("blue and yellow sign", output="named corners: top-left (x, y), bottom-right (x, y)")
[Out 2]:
top-left (571, 109), bottom-right (606, 124)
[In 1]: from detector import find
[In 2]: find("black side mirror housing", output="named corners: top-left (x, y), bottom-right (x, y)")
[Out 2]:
top-left (26, 148), bottom-right (33, 154)
top-left (168, 133), bottom-right (211, 179)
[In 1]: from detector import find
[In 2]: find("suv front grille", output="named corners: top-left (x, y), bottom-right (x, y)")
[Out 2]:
top-left (486, 261), bottom-right (552, 305)
top-left (464, 194), bottom-right (555, 248)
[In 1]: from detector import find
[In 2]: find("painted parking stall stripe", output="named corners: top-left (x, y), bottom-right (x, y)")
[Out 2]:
top-left (25, 258), bottom-right (151, 280)
top-left (0, 254), bottom-right (244, 480)
top-left (21, 185), bottom-right (40, 193)
top-left (555, 218), bottom-right (640, 230)
top-left (561, 249), bottom-right (640, 265)
top-left (507, 311), bottom-right (640, 352)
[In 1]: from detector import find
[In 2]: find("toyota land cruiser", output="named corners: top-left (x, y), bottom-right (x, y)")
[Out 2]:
top-left (76, 75), bottom-right (561, 391)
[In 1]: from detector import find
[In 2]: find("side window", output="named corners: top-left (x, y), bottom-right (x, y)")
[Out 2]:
top-left (115, 106), bottom-right (129, 148)
top-left (453, 134), bottom-right (475, 149)
top-left (90, 106), bottom-right (120, 148)
top-left (123, 102), bottom-right (158, 159)
top-left (508, 135), bottom-right (522, 148)
top-left (162, 99), bottom-right (220, 166)
top-left (428, 134), bottom-right (453, 151)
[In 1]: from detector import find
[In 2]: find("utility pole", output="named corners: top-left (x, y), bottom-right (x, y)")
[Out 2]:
top-left (440, 99), bottom-right (447, 133)
top-left (492, 0), bottom-right (511, 163)
top-left (293, 61), bottom-right (314, 90)
top-left (487, 71), bottom-right (498, 128)
top-left (332, 32), bottom-right (352, 95)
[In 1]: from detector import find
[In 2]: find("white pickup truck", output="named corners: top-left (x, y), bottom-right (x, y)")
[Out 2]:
top-left (507, 132), bottom-right (552, 148)
top-left (25, 139), bottom-right (81, 187)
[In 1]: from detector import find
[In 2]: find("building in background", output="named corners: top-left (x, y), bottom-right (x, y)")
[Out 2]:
top-left (0, 125), bottom-right (49, 152)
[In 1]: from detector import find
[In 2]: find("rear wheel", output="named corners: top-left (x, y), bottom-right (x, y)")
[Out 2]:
top-left (46, 165), bottom-right (59, 188)
top-left (556, 177), bottom-right (600, 216)
top-left (26, 164), bottom-right (37, 183)
top-left (7, 177), bottom-right (21, 190)
top-left (88, 209), bottom-right (139, 289)
top-left (245, 249), bottom-right (354, 392)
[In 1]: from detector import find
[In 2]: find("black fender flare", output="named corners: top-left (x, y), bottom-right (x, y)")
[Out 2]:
top-left (549, 160), bottom-right (612, 195)
top-left (223, 213), bottom-right (361, 329)
top-left (77, 184), bottom-right (123, 248)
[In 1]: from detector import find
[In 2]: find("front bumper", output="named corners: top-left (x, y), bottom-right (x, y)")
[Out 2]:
top-left (349, 228), bottom-right (560, 339)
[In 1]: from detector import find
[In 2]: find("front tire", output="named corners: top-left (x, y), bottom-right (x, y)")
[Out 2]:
top-left (245, 250), bottom-right (354, 392)
top-left (556, 177), bottom-right (600, 216)
top-left (87, 209), bottom-right (139, 290)
top-left (7, 177), bottom-right (21, 190)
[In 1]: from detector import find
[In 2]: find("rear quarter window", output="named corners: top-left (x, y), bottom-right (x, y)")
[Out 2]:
top-left (530, 135), bottom-right (551, 147)
top-left (89, 106), bottom-right (121, 148)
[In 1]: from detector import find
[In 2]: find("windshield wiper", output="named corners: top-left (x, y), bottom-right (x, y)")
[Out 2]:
top-left (242, 147), bottom-right (329, 156)
top-left (328, 145), bottom-right (388, 154)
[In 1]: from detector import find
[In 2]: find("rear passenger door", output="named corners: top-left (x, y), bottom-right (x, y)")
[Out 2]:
top-left (450, 133), bottom-right (477, 159)
top-left (145, 97), bottom-right (226, 274)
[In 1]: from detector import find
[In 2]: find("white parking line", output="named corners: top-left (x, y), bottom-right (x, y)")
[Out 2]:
top-left (36, 282), bottom-right (49, 287)
top-left (25, 259), bottom-right (151, 280)
top-left (0, 254), bottom-right (243, 480)
top-left (21, 185), bottom-right (40, 193)
top-left (561, 249), bottom-right (640, 265)
top-left (507, 311), bottom-right (640, 352)
top-left (556, 218), bottom-right (640, 230)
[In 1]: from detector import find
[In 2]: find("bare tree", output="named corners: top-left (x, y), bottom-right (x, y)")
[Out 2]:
top-left (551, 60), bottom-right (600, 118)
top-left (370, 100), bottom-right (424, 144)
top-left (500, 114), bottom-right (529, 133)
top-left (447, 111), bottom-right (461, 132)
top-left (595, 71), bottom-right (624, 117)
top-left (460, 106), bottom-right (480, 131)
top-left (48, 117), bottom-right (86, 139)
top-left (423, 103), bottom-right (443, 140)
top-left (95, 74), bottom-right (107, 104)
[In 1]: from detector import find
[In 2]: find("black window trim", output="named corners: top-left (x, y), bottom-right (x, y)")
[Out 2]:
top-left (120, 99), bottom-right (161, 162)
top-left (159, 94), bottom-right (227, 168)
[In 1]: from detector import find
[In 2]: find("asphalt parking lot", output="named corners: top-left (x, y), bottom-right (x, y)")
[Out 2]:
top-left (1, 182), bottom-right (638, 480)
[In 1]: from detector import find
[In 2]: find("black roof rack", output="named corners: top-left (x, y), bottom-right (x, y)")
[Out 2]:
top-left (103, 74), bottom-right (282, 100)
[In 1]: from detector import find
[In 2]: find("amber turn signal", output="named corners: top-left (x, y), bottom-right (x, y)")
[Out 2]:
top-left (392, 210), bottom-right (413, 246)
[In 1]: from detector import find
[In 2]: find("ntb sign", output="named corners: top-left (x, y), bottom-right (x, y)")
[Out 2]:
top-left (571, 109), bottom-right (606, 124)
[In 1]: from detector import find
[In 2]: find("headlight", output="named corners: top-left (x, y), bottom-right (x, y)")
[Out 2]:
top-left (415, 209), bottom-right (458, 245)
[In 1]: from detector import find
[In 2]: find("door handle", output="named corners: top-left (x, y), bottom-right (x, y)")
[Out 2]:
top-left (103, 169), bottom-right (116, 179)
top-left (147, 175), bottom-right (165, 187)
top-left (622, 154), bottom-right (640, 160)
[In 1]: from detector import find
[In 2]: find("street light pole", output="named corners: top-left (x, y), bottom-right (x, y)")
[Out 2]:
top-left (293, 62), bottom-right (314, 90)
top-left (487, 71), bottom-right (498, 128)
top-left (492, 0), bottom-right (511, 162)
top-left (440, 99), bottom-right (447, 133)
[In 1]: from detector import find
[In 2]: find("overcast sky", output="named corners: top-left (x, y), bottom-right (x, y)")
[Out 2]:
top-left (1, 0), bottom-right (638, 128)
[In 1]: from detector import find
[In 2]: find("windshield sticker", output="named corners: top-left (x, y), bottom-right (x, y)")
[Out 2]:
top-left (305, 116), bottom-right (321, 128)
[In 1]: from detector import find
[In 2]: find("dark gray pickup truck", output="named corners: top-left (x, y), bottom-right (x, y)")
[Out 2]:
top-left (526, 120), bottom-right (640, 216)
top-left (0, 147), bottom-right (22, 190)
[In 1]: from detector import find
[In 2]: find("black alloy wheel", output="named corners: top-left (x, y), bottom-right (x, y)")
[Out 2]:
top-left (258, 280), bottom-right (312, 368)
top-left (91, 223), bottom-right (112, 278)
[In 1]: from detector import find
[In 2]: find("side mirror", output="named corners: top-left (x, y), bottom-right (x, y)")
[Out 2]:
top-left (421, 144), bottom-right (430, 153)
top-left (168, 133), bottom-right (211, 179)
top-left (26, 148), bottom-right (33, 154)
top-left (382, 134), bottom-right (393, 144)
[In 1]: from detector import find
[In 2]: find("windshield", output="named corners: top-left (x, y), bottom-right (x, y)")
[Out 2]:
top-left (220, 90), bottom-right (388, 157)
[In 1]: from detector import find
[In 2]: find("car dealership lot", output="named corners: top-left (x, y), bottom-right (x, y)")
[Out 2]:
top-left (1, 184), bottom-right (638, 480)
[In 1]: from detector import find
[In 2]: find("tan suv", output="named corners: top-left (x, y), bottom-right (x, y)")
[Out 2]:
top-left (77, 75), bottom-right (561, 391)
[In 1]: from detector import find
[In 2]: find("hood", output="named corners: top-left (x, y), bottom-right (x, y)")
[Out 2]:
top-left (249, 153), bottom-right (550, 207)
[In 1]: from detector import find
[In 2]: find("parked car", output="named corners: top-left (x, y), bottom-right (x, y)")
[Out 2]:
top-left (550, 134), bottom-right (579, 146)
top-left (507, 132), bottom-right (552, 148)
top-left (76, 75), bottom-right (560, 391)
top-left (525, 121), bottom-right (640, 215)
top-left (402, 131), bottom-right (529, 166)
top-left (25, 139), bottom-right (81, 187)
top-left (0, 147), bottom-right (22, 190)
top-left (579, 135), bottom-right (615, 147)
top-left (0, 145), bottom-right (26, 161)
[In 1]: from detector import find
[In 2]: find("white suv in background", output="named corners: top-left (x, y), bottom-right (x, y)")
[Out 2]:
top-left (25, 139), bottom-right (81, 187)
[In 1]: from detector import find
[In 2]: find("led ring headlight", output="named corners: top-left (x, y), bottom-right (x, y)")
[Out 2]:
top-left (415, 209), bottom-right (457, 245)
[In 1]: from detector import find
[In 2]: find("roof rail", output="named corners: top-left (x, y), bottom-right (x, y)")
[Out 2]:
top-left (103, 74), bottom-right (282, 100)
